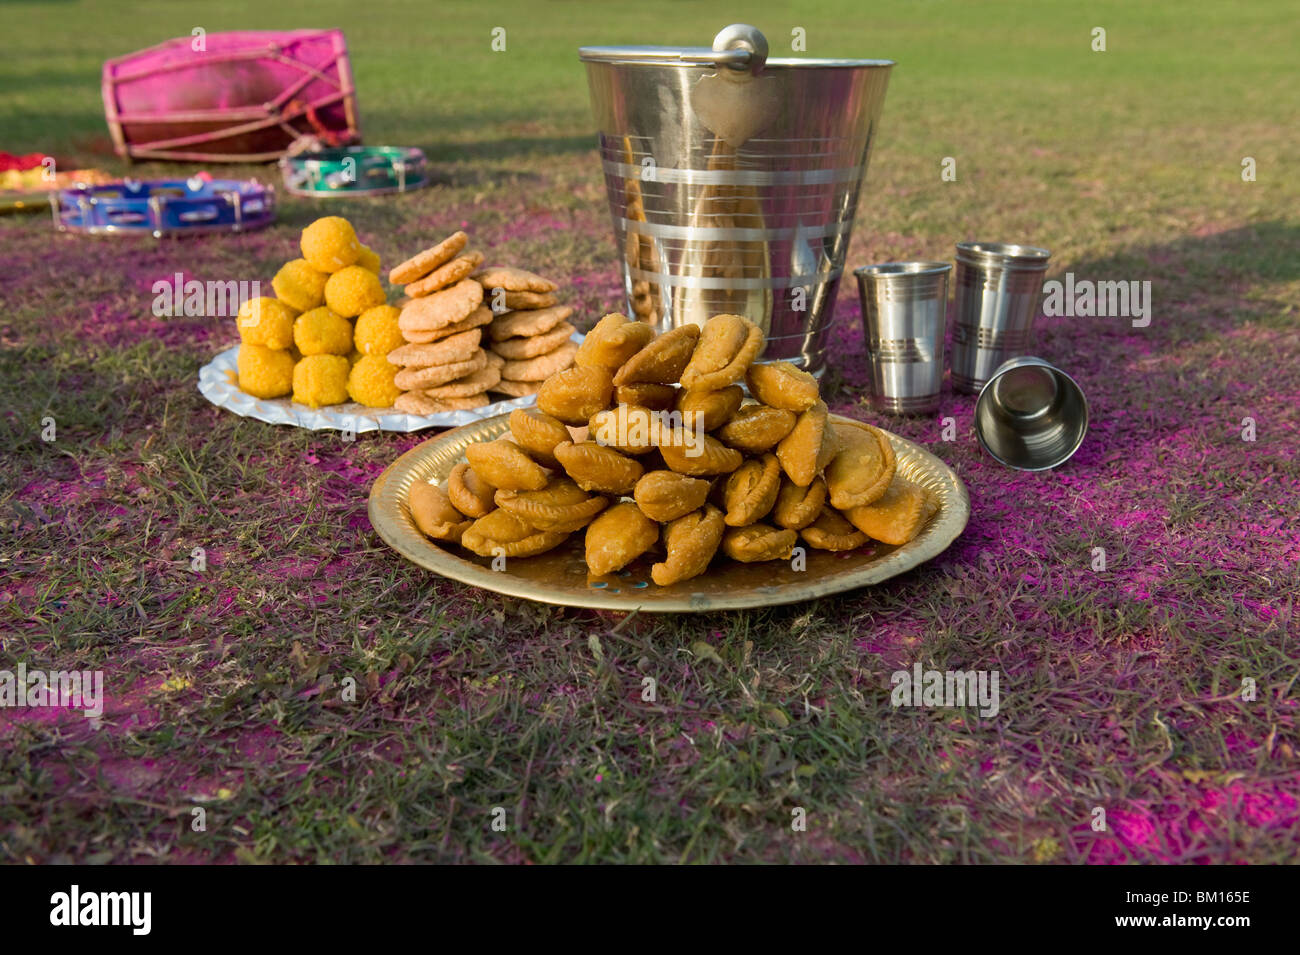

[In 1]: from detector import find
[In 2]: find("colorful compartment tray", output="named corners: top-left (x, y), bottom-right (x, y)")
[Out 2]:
top-left (51, 177), bottom-right (275, 236)
top-left (279, 146), bottom-right (428, 197)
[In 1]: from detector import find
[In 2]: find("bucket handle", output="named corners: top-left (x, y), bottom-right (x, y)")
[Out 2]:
top-left (710, 24), bottom-right (769, 75)
top-left (595, 24), bottom-right (769, 74)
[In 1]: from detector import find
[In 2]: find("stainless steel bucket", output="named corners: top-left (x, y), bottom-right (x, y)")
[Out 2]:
top-left (580, 24), bottom-right (893, 375)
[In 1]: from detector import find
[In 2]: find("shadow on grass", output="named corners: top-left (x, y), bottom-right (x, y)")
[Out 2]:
top-left (1024, 219), bottom-right (1300, 401)
top-left (1023, 219), bottom-right (1300, 487)
top-left (1068, 220), bottom-right (1300, 279)
top-left (1060, 220), bottom-right (1300, 338)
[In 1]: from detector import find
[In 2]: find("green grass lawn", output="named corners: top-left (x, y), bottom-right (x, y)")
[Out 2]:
top-left (1, 0), bottom-right (1298, 864)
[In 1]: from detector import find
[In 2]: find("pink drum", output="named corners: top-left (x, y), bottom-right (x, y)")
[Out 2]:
top-left (102, 29), bottom-right (361, 163)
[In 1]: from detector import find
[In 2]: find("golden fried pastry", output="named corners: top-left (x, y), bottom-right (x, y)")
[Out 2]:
top-left (843, 476), bottom-right (938, 546)
top-left (421, 364), bottom-right (500, 398)
top-left (389, 231), bottom-right (467, 284)
top-left (388, 330), bottom-right (484, 369)
top-left (746, 361), bottom-right (818, 412)
top-left (416, 305), bottom-right (926, 587)
top-left (633, 470), bottom-right (712, 522)
top-left (612, 323), bottom-right (700, 385)
top-left (474, 265), bottom-right (557, 294)
top-left (678, 314), bottom-right (764, 391)
top-left (716, 403), bottom-right (797, 453)
top-left (393, 350), bottom-right (488, 391)
top-left (825, 421), bottom-right (896, 510)
top-left (394, 391), bottom-right (491, 414)
top-left (651, 505), bottom-right (725, 586)
top-left (487, 305), bottom-right (572, 342)
top-left (771, 475), bottom-right (827, 530)
top-left (492, 322), bottom-right (576, 360)
top-left (408, 481), bottom-right (471, 543)
top-left (574, 313), bottom-right (657, 371)
top-left (658, 433), bottom-right (744, 477)
top-left (553, 440), bottom-right (644, 495)
top-left (402, 305), bottom-right (493, 346)
top-left (464, 439), bottom-right (549, 491)
top-left (616, 382), bottom-right (677, 411)
top-left (800, 507), bottom-right (869, 552)
top-left (494, 476), bottom-right (608, 533)
top-left (509, 408), bottom-right (571, 467)
top-left (721, 453), bottom-right (781, 527)
top-left (721, 523), bottom-right (798, 563)
top-left (776, 400), bottom-right (837, 487)
top-left (460, 508), bottom-right (569, 558)
top-left (398, 279), bottom-right (483, 334)
top-left (584, 502), bottom-right (659, 575)
top-left (446, 462), bottom-right (497, 518)
top-left (405, 250), bottom-right (484, 298)
top-left (491, 378), bottom-right (542, 398)
top-left (676, 385), bottom-right (743, 432)
top-left (499, 290), bottom-right (558, 311)
top-left (499, 340), bottom-right (579, 383)
top-left (589, 403), bottom-right (666, 453)
top-left (605, 441), bottom-right (657, 457)
top-left (536, 366), bottom-right (615, 425)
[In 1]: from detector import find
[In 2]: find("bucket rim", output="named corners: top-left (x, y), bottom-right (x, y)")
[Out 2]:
top-left (579, 45), bottom-right (894, 69)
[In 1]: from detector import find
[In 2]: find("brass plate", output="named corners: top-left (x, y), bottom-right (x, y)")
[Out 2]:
top-left (368, 414), bottom-right (970, 613)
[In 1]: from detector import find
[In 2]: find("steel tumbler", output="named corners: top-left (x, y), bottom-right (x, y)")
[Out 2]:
top-left (974, 356), bottom-right (1089, 470)
top-left (855, 261), bottom-right (951, 414)
top-left (951, 242), bottom-right (1050, 393)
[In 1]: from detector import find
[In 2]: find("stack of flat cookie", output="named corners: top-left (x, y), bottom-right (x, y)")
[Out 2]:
top-left (388, 232), bottom-right (503, 414)
top-left (475, 267), bottom-right (578, 398)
